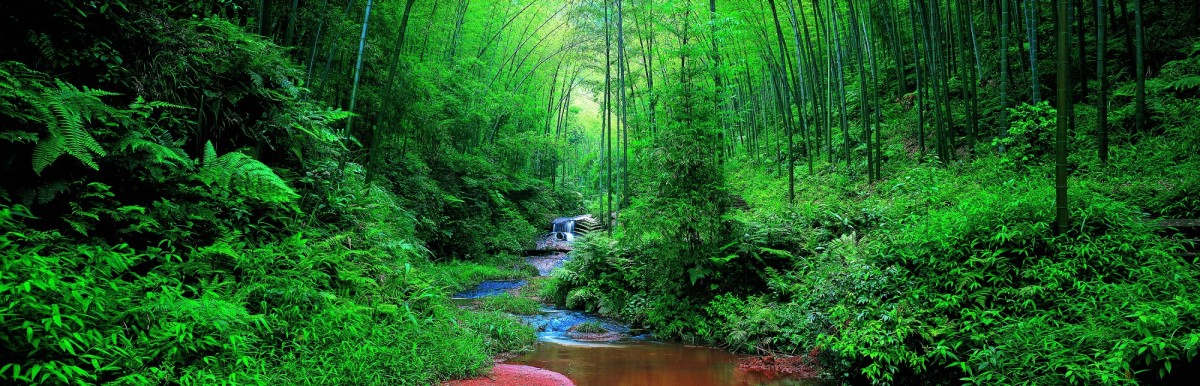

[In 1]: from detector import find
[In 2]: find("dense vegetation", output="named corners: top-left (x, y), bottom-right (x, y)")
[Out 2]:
top-left (1, 0), bottom-right (574, 384)
top-left (2, 0), bottom-right (1198, 385)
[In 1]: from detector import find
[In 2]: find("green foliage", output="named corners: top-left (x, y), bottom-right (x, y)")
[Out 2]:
top-left (572, 321), bottom-right (608, 334)
top-left (0, 62), bottom-right (116, 174)
top-left (993, 101), bottom-right (1056, 168)
top-left (424, 255), bottom-right (536, 293)
top-left (199, 141), bottom-right (299, 204)
top-left (0, 1), bottom-right (564, 383)
top-left (480, 293), bottom-right (542, 316)
top-left (544, 235), bottom-right (648, 322)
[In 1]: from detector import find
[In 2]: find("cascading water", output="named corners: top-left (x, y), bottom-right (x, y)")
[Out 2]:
top-left (536, 215), bottom-right (600, 252)
top-left (550, 217), bottom-right (577, 241)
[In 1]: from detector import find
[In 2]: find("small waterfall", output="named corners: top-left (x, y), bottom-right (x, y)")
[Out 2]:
top-left (550, 217), bottom-right (576, 241)
top-left (534, 215), bottom-right (601, 252)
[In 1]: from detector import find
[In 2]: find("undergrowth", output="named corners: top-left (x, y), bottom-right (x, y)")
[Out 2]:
top-left (0, 3), bottom-right (555, 383)
top-left (546, 95), bottom-right (1200, 384)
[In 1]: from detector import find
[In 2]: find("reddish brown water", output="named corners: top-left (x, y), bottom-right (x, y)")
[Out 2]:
top-left (512, 339), bottom-right (823, 386)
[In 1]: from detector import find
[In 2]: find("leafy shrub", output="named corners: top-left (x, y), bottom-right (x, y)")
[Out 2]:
top-left (993, 101), bottom-right (1056, 168)
top-left (867, 160), bottom-right (1200, 384)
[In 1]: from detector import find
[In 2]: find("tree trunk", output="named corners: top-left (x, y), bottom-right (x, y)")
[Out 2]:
top-left (343, 0), bottom-right (373, 140)
top-left (305, 0), bottom-right (331, 84)
top-left (1027, 0), bottom-right (1041, 103)
top-left (1055, 0), bottom-right (1071, 236)
top-left (1134, 0), bottom-right (1145, 133)
top-left (1000, 0), bottom-right (1010, 150)
top-left (418, 0), bottom-right (439, 61)
top-left (785, 0), bottom-right (814, 174)
top-left (911, 0), bottom-right (926, 161)
top-left (1096, 0), bottom-right (1108, 165)
top-left (619, 0), bottom-right (631, 208)
top-left (367, 0), bottom-right (418, 184)
top-left (447, 0), bottom-right (470, 61)
top-left (604, 0), bottom-right (613, 231)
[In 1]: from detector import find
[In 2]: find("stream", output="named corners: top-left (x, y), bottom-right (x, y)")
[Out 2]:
top-left (452, 247), bottom-right (823, 386)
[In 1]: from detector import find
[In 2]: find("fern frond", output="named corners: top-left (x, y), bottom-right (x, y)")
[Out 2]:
top-left (21, 180), bottom-right (70, 205)
top-left (115, 134), bottom-right (191, 167)
top-left (2, 63), bottom-right (117, 174)
top-left (0, 131), bottom-right (39, 144)
top-left (199, 141), bottom-right (298, 203)
top-left (32, 133), bottom-right (71, 172)
top-left (202, 140), bottom-right (218, 166)
top-left (1170, 76), bottom-right (1200, 92)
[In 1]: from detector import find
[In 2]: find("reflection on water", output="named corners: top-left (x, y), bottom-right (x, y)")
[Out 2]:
top-left (513, 340), bottom-right (823, 386)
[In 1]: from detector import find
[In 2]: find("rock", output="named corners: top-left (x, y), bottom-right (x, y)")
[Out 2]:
top-left (443, 364), bottom-right (574, 386)
top-left (564, 330), bottom-right (625, 342)
top-left (736, 354), bottom-right (821, 379)
top-left (564, 323), bottom-right (626, 342)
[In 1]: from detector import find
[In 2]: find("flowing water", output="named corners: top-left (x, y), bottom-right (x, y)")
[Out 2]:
top-left (450, 220), bottom-right (823, 386)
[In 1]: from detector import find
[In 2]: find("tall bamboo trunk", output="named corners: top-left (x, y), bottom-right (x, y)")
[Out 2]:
top-left (785, 0), bottom-right (814, 174)
top-left (1133, 0), bottom-right (1145, 134)
top-left (367, 0), bottom-right (418, 184)
top-left (709, 0), bottom-right (727, 166)
top-left (1055, 0), bottom-right (1071, 236)
top-left (619, 0), bottom-right (630, 209)
top-left (910, 0), bottom-right (926, 161)
top-left (830, 0), bottom-right (851, 171)
top-left (343, 0), bottom-right (373, 141)
top-left (1096, 0), bottom-right (1108, 164)
top-left (604, 0), bottom-right (613, 231)
top-left (1075, 0), bottom-right (1088, 98)
top-left (1000, 0), bottom-right (1011, 150)
top-left (447, 0), bottom-right (469, 61)
top-left (767, 0), bottom-right (797, 201)
top-left (848, 0), bottom-right (869, 181)
top-left (1027, 0), bottom-right (1041, 102)
top-left (418, 0), bottom-right (440, 61)
top-left (305, 0), bottom-right (331, 84)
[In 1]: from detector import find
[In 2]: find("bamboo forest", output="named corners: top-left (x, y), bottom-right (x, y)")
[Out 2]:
top-left (3, 0), bottom-right (1200, 384)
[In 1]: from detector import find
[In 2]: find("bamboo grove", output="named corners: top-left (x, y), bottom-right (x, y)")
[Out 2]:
top-left (582, 0), bottom-right (1190, 234)
top-left (214, 0), bottom-right (1191, 231)
top-left (4, 0), bottom-right (1200, 383)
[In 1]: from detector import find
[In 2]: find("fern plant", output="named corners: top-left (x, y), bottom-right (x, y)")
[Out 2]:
top-left (198, 141), bottom-right (299, 204)
top-left (1, 61), bottom-right (119, 174)
top-left (1163, 40), bottom-right (1200, 92)
top-left (112, 97), bottom-right (192, 168)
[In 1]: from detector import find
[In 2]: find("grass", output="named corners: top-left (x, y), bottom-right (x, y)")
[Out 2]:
top-left (572, 321), bottom-right (608, 334)
top-left (480, 293), bottom-right (542, 315)
top-left (425, 254), bottom-right (538, 293)
top-left (522, 276), bottom-right (552, 298)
